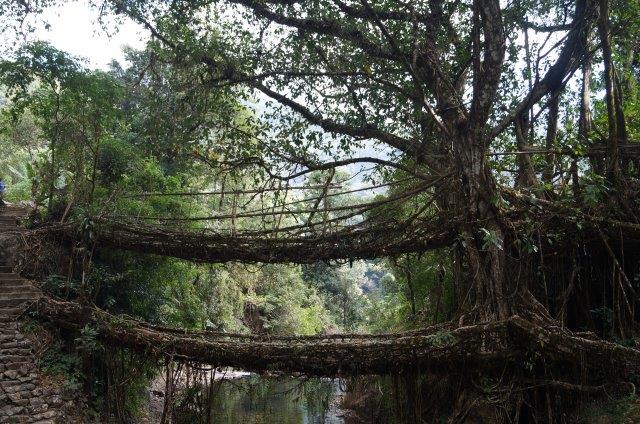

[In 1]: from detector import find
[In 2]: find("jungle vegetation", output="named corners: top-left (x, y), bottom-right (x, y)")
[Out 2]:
top-left (1, 0), bottom-right (640, 422)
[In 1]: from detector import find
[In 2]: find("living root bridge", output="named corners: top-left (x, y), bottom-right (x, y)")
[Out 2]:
top-left (30, 193), bottom-right (640, 265)
top-left (33, 296), bottom-right (640, 382)
top-left (34, 218), bottom-right (457, 263)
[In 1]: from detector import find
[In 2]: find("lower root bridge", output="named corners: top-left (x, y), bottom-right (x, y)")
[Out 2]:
top-left (32, 295), bottom-right (640, 390)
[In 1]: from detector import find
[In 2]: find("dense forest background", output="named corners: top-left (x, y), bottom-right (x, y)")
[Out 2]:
top-left (0, 41), bottom-right (446, 334)
top-left (0, 40), bottom-right (454, 422)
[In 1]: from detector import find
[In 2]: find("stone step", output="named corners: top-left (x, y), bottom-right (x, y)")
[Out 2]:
top-left (0, 292), bottom-right (40, 300)
top-left (0, 281), bottom-right (34, 287)
top-left (0, 288), bottom-right (39, 295)
top-left (0, 295), bottom-right (37, 306)
top-left (0, 284), bottom-right (26, 288)
top-left (0, 276), bottom-right (33, 282)
top-left (0, 332), bottom-right (25, 342)
top-left (0, 313), bottom-right (26, 322)
top-left (0, 207), bottom-right (57, 422)
top-left (0, 298), bottom-right (36, 308)
top-left (0, 278), bottom-right (29, 283)
top-left (0, 287), bottom-right (33, 292)
top-left (0, 324), bottom-right (18, 333)
top-left (0, 280), bottom-right (23, 284)
top-left (0, 339), bottom-right (31, 350)
top-left (0, 278), bottom-right (33, 283)
top-left (0, 299), bottom-right (39, 308)
top-left (0, 356), bottom-right (31, 364)
top-left (0, 349), bottom-right (32, 356)
top-left (0, 294), bottom-right (32, 300)
top-left (0, 361), bottom-right (35, 371)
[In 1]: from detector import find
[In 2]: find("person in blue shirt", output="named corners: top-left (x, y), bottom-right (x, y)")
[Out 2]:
top-left (0, 177), bottom-right (6, 206)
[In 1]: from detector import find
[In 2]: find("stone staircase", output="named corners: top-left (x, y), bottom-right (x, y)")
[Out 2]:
top-left (0, 205), bottom-right (59, 423)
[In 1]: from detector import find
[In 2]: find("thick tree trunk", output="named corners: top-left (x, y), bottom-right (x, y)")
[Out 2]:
top-left (579, 63), bottom-right (593, 140)
top-left (597, 0), bottom-right (621, 180)
top-left (515, 113), bottom-right (538, 188)
top-left (543, 91), bottom-right (560, 185)
top-left (404, 258), bottom-right (417, 316)
top-left (455, 132), bottom-right (513, 321)
top-left (613, 73), bottom-right (630, 173)
top-left (580, 59), bottom-right (602, 176)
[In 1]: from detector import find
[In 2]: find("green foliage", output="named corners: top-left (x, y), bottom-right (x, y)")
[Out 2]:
top-left (583, 394), bottom-right (640, 424)
top-left (251, 265), bottom-right (332, 335)
top-left (303, 261), bottom-right (373, 332)
top-left (582, 173), bottom-right (610, 206)
top-left (76, 325), bottom-right (102, 353)
top-left (0, 109), bottom-right (40, 202)
top-left (203, 263), bottom-right (334, 335)
top-left (480, 228), bottom-right (504, 251)
top-left (369, 252), bottom-right (454, 331)
top-left (1, 42), bottom-right (126, 214)
top-left (38, 340), bottom-right (83, 390)
top-left (91, 253), bottom-right (205, 327)
top-left (430, 331), bottom-right (456, 348)
top-left (41, 274), bottom-right (79, 298)
top-left (364, 290), bottom-right (407, 333)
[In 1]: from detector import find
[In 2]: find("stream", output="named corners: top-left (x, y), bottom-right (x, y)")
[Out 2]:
top-left (149, 373), bottom-right (347, 423)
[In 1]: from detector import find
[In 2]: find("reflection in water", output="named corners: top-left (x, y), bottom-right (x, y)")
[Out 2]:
top-left (174, 375), bottom-right (346, 424)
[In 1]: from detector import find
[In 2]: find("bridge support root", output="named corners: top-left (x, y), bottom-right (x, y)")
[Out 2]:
top-left (31, 296), bottom-right (640, 418)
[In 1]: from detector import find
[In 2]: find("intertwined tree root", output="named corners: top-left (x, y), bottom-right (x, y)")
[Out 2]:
top-left (30, 295), bottom-right (640, 391)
